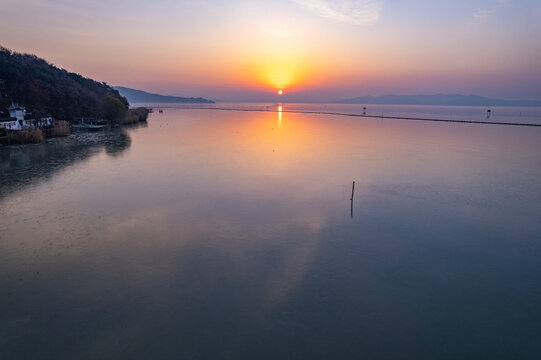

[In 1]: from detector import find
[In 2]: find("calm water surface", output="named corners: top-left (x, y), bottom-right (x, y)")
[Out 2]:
top-left (1, 105), bottom-right (541, 359)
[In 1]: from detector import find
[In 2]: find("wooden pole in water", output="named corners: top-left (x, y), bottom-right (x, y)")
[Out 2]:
top-left (350, 181), bottom-right (355, 218)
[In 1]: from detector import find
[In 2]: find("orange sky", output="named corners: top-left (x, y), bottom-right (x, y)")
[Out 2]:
top-left (1, 0), bottom-right (540, 101)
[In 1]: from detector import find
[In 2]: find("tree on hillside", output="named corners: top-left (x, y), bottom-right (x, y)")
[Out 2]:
top-left (0, 46), bottom-right (129, 120)
top-left (101, 95), bottom-right (128, 121)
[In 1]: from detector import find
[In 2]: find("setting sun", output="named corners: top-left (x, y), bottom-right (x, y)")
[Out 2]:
top-left (278, 90), bottom-right (283, 95)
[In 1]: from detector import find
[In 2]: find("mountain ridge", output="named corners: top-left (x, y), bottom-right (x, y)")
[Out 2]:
top-left (114, 86), bottom-right (214, 104)
top-left (333, 94), bottom-right (541, 107)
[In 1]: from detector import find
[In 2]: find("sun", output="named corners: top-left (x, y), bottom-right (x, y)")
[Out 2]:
top-left (278, 90), bottom-right (283, 95)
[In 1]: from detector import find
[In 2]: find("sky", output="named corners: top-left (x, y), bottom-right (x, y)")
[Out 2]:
top-left (1, 0), bottom-right (540, 102)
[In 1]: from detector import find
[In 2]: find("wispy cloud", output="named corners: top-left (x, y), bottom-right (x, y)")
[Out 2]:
top-left (294, 0), bottom-right (383, 25)
top-left (473, 9), bottom-right (491, 20)
top-left (471, 0), bottom-right (508, 23)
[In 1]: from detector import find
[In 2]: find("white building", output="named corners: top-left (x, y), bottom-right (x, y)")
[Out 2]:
top-left (9, 104), bottom-right (26, 121)
top-left (0, 116), bottom-right (19, 130)
top-left (0, 103), bottom-right (53, 130)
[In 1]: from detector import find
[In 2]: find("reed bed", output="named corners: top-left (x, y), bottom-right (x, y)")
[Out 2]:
top-left (6, 127), bottom-right (44, 144)
top-left (120, 107), bottom-right (150, 124)
top-left (51, 120), bottom-right (70, 137)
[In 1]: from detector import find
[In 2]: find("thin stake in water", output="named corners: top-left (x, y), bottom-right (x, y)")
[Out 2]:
top-left (350, 181), bottom-right (355, 218)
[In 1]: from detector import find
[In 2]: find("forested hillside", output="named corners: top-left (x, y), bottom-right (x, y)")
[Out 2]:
top-left (0, 46), bottom-right (129, 120)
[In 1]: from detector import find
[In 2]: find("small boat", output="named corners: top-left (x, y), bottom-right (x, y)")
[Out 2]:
top-left (71, 118), bottom-right (108, 131)
top-left (72, 123), bottom-right (107, 131)
top-left (158, 109), bottom-right (163, 113)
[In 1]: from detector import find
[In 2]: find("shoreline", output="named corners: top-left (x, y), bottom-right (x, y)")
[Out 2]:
top-left (174, 106), bottom-right (541, 127)
top-left (0, 107), bottom-right (150, 146)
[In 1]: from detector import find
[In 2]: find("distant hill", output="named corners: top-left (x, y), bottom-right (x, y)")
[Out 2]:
top-left (114, 86), bottom-right (215, 104)
top-left (0, 46), bottom-right (129, 120)
top-left (334, 94), bottom-right (541, 107)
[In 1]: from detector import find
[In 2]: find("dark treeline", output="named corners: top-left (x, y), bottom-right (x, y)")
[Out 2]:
top-left (0, 46), bottom-right (129, 120)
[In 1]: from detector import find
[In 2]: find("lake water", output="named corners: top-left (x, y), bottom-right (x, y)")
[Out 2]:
top-left (1, 104), bottom-right (541, 359)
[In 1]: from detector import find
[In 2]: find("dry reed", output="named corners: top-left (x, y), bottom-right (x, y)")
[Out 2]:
top-left (52, 120), bottom-right (70, 137)
top-left (6, 127), bottom-right (44, 144)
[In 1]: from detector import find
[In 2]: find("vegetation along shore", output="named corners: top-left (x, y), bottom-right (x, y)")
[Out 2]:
top-left (0, 46), bottom-right (149, 145)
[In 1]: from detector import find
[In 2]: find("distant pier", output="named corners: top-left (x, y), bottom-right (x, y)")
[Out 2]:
top-left (178, 106), bottom-right (541, 127)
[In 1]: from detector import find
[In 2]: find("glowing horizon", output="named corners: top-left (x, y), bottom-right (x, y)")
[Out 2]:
top-left (1, 0), bottom-right (540, 101)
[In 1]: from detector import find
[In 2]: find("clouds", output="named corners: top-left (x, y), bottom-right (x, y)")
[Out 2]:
top-left (294, 0), bottom-right (383, 25)
top-left (473, 9), bottom-right (492, 20)
top-left (471, 0), bottom-right (508, 23)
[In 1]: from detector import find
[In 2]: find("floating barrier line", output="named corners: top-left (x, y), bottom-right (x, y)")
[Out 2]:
top-left (175, 106), bottom-right (541, 127)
